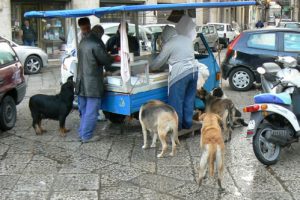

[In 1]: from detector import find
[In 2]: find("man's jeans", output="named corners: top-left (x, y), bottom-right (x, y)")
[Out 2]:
top-left (78, 96), bottom-right (101, 141)
top-left (168, 72), bottom-right (198, 130)
top-left (23, 40), bottom-right (35, 46)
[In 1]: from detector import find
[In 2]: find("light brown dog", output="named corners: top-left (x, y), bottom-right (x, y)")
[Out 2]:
top-left (139, 100), bottom-right (180, 158)
top-left (197, 113), bottom-right (225, 191)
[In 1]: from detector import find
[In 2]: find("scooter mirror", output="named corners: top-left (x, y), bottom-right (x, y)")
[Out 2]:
top-left (257, 67), bottom-right (266, 75)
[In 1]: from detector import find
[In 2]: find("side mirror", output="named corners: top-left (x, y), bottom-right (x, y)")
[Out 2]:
top-left (257, 67), bottom-right (266, 75)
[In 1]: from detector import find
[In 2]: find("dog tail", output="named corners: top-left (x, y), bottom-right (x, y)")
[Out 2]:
top-left (208, 144), bottom-right (217, 177)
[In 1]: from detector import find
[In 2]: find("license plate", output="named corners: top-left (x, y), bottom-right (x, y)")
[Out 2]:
top-left (247, 120), bottom-right (255, 130)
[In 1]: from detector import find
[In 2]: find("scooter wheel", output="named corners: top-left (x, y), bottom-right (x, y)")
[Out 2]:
top-left (253, 124), bottom-right (281, 166)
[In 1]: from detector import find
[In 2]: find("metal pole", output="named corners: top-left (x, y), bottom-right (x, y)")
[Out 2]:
top-left (72, 18), bottom-right (78, 51)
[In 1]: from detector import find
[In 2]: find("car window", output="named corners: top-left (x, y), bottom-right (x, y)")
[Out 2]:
top-left (0, 42), bottom-right (17, 66)
top-left (284, 33), bottom-right (300, 52)
top-left (247, 33), bottom-right (276, 50)
top-left (150, 26), bottom-right (163, 33)
top-left (227, 25), bottom-right (233, 31)
top-left (285, 23), bottom-right (300, 29)
top-left (202, 26), bottom-right (209, 34)
top-left (208, 26), bottom-right (215, 34)
top-left (196, 26), bottom-right (202, 32)
top-left (215, 24), bottom-right (224, 31)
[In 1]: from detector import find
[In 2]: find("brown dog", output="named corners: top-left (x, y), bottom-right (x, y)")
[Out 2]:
top-left (197, 113), bottom-right (225, 191)
top-left (139, 100), bottom-right (180, 158)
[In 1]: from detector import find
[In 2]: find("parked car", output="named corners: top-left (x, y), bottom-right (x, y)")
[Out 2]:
top-left (207, 23), bottom-right (236, 47)
top-left (143, 24), bottom-right (175, 33)
top-left (194, 25), bottom-right (219, 52)
top-left (278, 22), bottom-right (300, 29)
top-left (0, 36), bottom-right (48, 75)
top-left (0, 39), bottom-right (26, 131)
top-left (222, 28), bottom-right (300, 91)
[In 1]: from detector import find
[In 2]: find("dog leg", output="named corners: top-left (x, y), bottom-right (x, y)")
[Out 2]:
top-left (59, 117), bottom-right (70, 137)
top-left (38, 120), bottom-right (47, 133)
top-left (170, 129), bottom-right (178, 156)
top-left (150, 133), bottom-right (158, 148)
top-left (197, 145), bottom-right (209, 186)
top-left (34, 124), bottom-right (42, 135)
top-left (141, 124), bottom-right (148, 149)
top-left (216, 146), bottom-right (225, 192)
top-left (157, 131), bottom-right (168, 158)
top-left (59, 128), bottom-right (70, 137)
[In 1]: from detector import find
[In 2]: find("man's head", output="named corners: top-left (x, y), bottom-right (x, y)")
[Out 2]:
top-left (78, 17), bottom-right (91, 35)
top-left (24, 19), bottom-right (30, 27)
top-left (92, 25), bottom-right (104, 39)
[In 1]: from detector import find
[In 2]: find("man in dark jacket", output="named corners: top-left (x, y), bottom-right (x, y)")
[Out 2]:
top-left (106, 23), bottom-right (140, 56)
top-left (76, 18), bottom-right (113, 142)
top-left (22, 20), bottom-right (36, 46)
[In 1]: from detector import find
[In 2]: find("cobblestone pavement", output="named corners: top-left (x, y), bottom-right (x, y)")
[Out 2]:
top-left (1, 55), bottom-right (300, 200)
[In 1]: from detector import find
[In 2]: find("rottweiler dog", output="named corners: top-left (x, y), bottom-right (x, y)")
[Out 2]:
top-left (29, 76), bottom-right (74, 136)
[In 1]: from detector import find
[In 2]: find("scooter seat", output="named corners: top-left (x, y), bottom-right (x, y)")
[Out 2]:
top-left (254, 93), bottom-right (292, 105)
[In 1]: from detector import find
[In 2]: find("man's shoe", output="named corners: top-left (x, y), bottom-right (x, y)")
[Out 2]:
top-left (81, 136), bottom-right (100, 143)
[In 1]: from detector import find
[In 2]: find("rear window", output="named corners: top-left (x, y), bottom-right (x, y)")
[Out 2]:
top-left (247, 33), bottom-right (276, 50)
top-left (208, 26), bottom-right (215, 34)
top-left (0, 42), bottom-right (17, 66)
top-left (215, 24), bottom-right (224, 31)
top-left (284, 33), bottom-right (300, 52)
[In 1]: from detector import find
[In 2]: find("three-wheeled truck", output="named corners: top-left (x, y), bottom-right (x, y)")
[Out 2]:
top-left (24, 1), bottom-right (257, 126)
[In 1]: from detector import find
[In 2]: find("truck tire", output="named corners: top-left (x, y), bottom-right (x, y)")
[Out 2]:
top-left (0, 95), bottom-right (17, 131)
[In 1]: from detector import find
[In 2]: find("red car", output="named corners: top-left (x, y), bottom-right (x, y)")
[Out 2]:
top-left (0, 38), bottom-right (26, 131)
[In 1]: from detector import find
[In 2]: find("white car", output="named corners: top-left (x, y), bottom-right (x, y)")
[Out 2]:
top-left (0, 36), bottom-right (48, 74)
top-left (143, 24), bottom-right (175, 33)
top-left (207, 23), bottom-right (237, 47)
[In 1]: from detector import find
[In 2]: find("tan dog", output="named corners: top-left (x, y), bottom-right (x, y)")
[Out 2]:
top-left (197, 113), bottom-right (225, 191)
top-left (139, 100), bottom-right (180, 158)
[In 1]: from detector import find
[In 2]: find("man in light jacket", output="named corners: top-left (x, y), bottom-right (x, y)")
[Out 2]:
top-left (150, 25), bottom-right (198, 130)
top-left (76, 18), bottom-right (113, 142)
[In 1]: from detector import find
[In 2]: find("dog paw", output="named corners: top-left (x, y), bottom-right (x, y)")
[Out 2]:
top-left (157, 153), bottom-right (163, 158)
top-left (150, 144), bottom-right (156, 148)
top-left (218, 188), bottom-right (225, 193)
top-left (142, 145), bottom-right (148, 149)
top-left (169, 152), bottom-right (175, 157)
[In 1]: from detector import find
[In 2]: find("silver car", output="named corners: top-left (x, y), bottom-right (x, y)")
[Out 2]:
top-left (0, 36), bottom-right (48, 74)
top-left (194, 24), bottom-right (219, 52)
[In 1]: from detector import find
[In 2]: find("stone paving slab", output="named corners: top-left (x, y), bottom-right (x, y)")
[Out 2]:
top-left (0, 62), bottom-right (300, 199)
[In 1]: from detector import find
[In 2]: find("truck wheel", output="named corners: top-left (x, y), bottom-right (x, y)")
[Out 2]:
top-left (253, 125), bottom-right (281, 166)
top-left (229, 67), bottom-right (254, 91)
top-left (0, 96), bottom-right (17, 131)
top-left (103, 111), bottom-right (126, 124)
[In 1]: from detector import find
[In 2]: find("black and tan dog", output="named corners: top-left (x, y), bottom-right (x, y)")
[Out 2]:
top-left (29, 76), bottom-right (74, 136)
top-left (196, 87), bottom-right (247, 142)
top-left (139, 100), bottom-right (180, 158)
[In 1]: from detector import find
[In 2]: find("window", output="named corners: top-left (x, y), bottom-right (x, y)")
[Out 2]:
top-left (284, 33), bottom-right (300, 52)
top-left (285, 23), bottom-right (300, 29)
top-left (208, 26), bottom-right (215, 34)
top-left (247, 33), bottom-right (276, 50)
top-left (0, 42), bottom-right (17, 66)
top-left (202, 26), bottom-right (209, 34)
top-left (227, 25), bottom-right (233, 31)
top-left (215, 24), bottom-right (224, 31)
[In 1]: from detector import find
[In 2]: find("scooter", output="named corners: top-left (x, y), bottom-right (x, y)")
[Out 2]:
top-left (244, 57), bottom-right (300, 165)
top-left (260, 56), bottom-right (300, 94)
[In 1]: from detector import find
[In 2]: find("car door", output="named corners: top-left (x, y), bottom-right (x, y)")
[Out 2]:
top-left (227, 25), bottom-right (235, 42)
top-left (241, 32), bottom-right (279, 72)
top-left (277, 31), bottom-right (300, 62)
top-left (202, 26), bottom-right (211, 48)
top-left (208, 25), bottom-right (218, 46)
top-left (0, 42), bottom-right (19, 97)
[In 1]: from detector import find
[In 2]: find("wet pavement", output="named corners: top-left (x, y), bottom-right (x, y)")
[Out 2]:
top-left (1, 55), bottom-right (300, 199)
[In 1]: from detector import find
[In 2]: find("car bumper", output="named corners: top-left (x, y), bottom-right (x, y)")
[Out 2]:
top-left (16, 82), bottom-right (27, 104)
top-left (221, 61), bottom-right (233, 79)
top-left (41, 53), bottom-right (48, 67)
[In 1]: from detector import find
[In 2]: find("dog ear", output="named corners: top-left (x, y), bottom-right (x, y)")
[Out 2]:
top-left (215, 114), bottom-right (223, 124)
top-left (198, 113), bottom-right (207, 121)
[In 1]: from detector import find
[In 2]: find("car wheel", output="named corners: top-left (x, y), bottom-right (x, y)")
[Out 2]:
top-left (212, 41), bottom-right (218, 52)
top-left (224, 39), bottom-right (229, 48)
top-left (229, 67), bottom-right (254, 91)
top-left (24, 55), bottom-right (43, 74)
top-left (0, 96), bottom-right (17, 131)
top-left (194, 43), bottom-right (200, 52)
